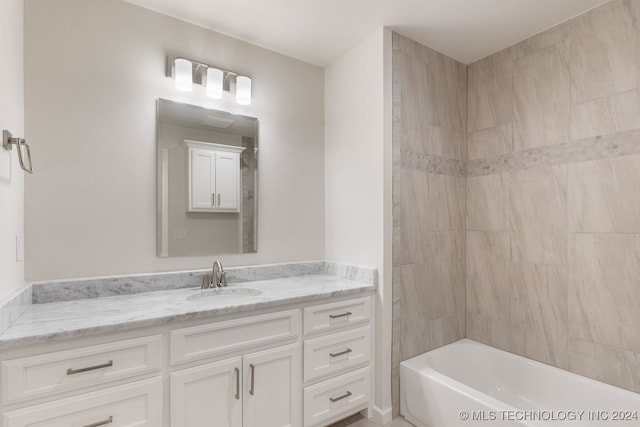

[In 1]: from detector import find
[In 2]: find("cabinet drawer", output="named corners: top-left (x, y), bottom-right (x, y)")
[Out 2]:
top-left (2, 335), bottom-right (163, 404)
top-left (304, 326), bottom-right (371, 382)
top-left (2, 377), bottom-right (163, 427)
top-left (303, 367), bottom-right (370, 427)
top-left (171, 309), bottom-right (300, 365)
top-left (303, 297), bottom-right (371, 335)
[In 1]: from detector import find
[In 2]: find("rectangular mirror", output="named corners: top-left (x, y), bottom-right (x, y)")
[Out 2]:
top-left (157, 99), bottom-right (258, 257)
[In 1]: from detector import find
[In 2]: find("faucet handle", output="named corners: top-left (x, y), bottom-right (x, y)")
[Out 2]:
top-left (219, 271), bottom-right (228, 287)
top-left (201, 273), bottom-right (210, 289)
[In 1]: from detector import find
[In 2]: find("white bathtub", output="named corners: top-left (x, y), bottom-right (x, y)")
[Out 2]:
top-left (400, 339), bottom-right (640, 427)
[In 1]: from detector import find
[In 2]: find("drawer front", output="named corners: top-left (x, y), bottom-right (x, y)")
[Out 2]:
top-left (2, 377), bottom-right (163, 427)
top-left (303, 296), bottom-right (371, 336)
top-left (2, 335), bottom-right (163, 404)
top-left (171, 309), bottom-right (300, 365)
top-left (304, 326), bottom-right (371, 382)
top-left (303, 367), bottom-right (370, 427)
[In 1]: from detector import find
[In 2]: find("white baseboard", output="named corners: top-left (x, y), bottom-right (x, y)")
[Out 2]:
top-left (370, 404), bottom-right (393, 425)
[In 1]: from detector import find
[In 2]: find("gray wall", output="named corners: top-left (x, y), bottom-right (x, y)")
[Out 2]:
top-left (0, 0), bottom-right (24, 299)
top-left (24, 0), bottom-right (325, 280)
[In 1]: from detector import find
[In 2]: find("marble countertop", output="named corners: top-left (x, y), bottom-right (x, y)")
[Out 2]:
top-left (0, 274), bottom-right (375, 350)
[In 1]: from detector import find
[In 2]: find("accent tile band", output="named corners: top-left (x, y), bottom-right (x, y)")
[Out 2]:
top-left (400, 149), bottom-right (466, 176)
top-left (467, 129), bottom-right (640, 176)
top-left (400, 129), bottom-right (640, 177)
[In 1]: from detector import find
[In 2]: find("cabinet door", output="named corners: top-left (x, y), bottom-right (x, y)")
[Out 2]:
top-left (243, 343), bottom-right (301, 427)
top-left (189, 148), bottom-right (216, 211)
top-left (215, 151), bottom-right (240, 211)
top-left (171, 357), bottom-right (242, 427)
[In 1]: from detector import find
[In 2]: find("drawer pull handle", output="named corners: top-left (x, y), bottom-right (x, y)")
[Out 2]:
top-left (329, 391), bottom-right (352, 403)
top-left (329, 348), bottom-right (353, 358)
top-left (83, 416), bottom-right (113, 427)
top-left (249, 363), bottom-right (255, 396)
top-left (67, 360), bottom-right (113, 375)
top-left (235, 367), bottom-right (240, 400)
top-left (329, 311), bottom-right (352, 319)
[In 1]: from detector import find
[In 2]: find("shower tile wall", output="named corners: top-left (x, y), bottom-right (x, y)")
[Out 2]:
top-left (466, 0), bottom-right (640, 393)
top-left (391, 33), bottom-right (467, 415)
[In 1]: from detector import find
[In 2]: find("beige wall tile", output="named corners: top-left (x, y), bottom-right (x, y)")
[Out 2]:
top-left (511, 20), bottom-right (570, 61)
top-left (510, 165), bottom-right (567, 265)
top-left (466, 313), bottom-right (511, 352)
top-left (568, 154), bottom-right (640, 233)
top-left (466, 231), bottom-right (510, 320)
top-left (398, 170), bottom-right (430, 265)
top-left (568, 234), bottom-right (640, 353)
top-left (468, 48), bottom-right (513, 132)
top-left (571, 89), bottom-right (640, 140)
top-left (422, 173), bottom-right (465, 231)
top-left (430, 314), bottom-right (464, 349)
top-left (394, 52), bottom-right (430, 154)
top-left (510, 263), bottom-right (568, 368)
top-left (427, 50), bottom-right (467, 144)
top-left (428, 173), bottom-right (465, 232)
top-left (393, 34), bottom-right (467, 161)
top-left (429, 232), bottom-right (465, 319)
top-left (392, 32), bottom-right (416, 56)
top-left (427, 125), bottom-right (465, 161)
top-left (397, 263), bottom-right (432, 361)
top-left (391, 267), bottom-right (401, 417)
top-left (467, 124), bottom-right (512, 160)
top-left (467, 173), bottom-right (510, 230)
top-left (513, 44), bottom-right (571, 151)
top-left (569, 0), bottom-right (640, 105)
top-left (568, 337), bottom-right (640, 393)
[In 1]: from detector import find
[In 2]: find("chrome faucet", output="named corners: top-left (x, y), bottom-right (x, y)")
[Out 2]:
top-left (209, 260), bottom-right (227, 288)
top-left (201, 260), bottom-right (227, 289)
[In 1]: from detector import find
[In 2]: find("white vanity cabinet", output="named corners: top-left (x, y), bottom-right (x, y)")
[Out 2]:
top-left (184, 141), bottom-right (245, 213)
top-left (0, 293), bottom-right (373, 427)
top-left (169, 310), bottom-right (301, 427)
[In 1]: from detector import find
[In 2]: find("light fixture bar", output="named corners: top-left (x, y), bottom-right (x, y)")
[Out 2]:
top-left (166, 56), bottom-right (251, 104)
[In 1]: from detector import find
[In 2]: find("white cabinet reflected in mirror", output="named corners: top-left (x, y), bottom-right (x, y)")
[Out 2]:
top-left (157, 99), bottom-right (258, 257)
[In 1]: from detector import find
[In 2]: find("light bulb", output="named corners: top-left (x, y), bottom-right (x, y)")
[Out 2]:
top-left (236, 75), bottom-right (252, 105)
top-left (206, 68), bottom-right (224, 99)
top-left (174, 58), bottom-right (192, 92)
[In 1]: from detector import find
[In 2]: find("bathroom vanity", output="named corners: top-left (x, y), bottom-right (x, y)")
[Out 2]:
top-left (0, 265), bottom-right (375, 427)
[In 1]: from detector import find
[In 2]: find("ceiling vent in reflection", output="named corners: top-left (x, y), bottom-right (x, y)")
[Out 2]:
top-left (202, 115), bottom-right (235, 128)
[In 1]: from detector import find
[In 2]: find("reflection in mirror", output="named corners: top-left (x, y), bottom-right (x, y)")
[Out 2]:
top-left (157, 99), bottom-right (258, 257)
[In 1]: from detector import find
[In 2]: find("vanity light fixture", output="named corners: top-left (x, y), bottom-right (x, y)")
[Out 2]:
top-left (167, 56), bottom-right (252, 105)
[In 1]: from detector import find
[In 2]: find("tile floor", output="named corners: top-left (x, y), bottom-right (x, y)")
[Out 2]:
top-left (329, 413), bottom-right (415, 427)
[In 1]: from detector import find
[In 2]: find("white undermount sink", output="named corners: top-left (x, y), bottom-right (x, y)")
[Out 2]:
top-left (186, 287), bottom-right (263, 301)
